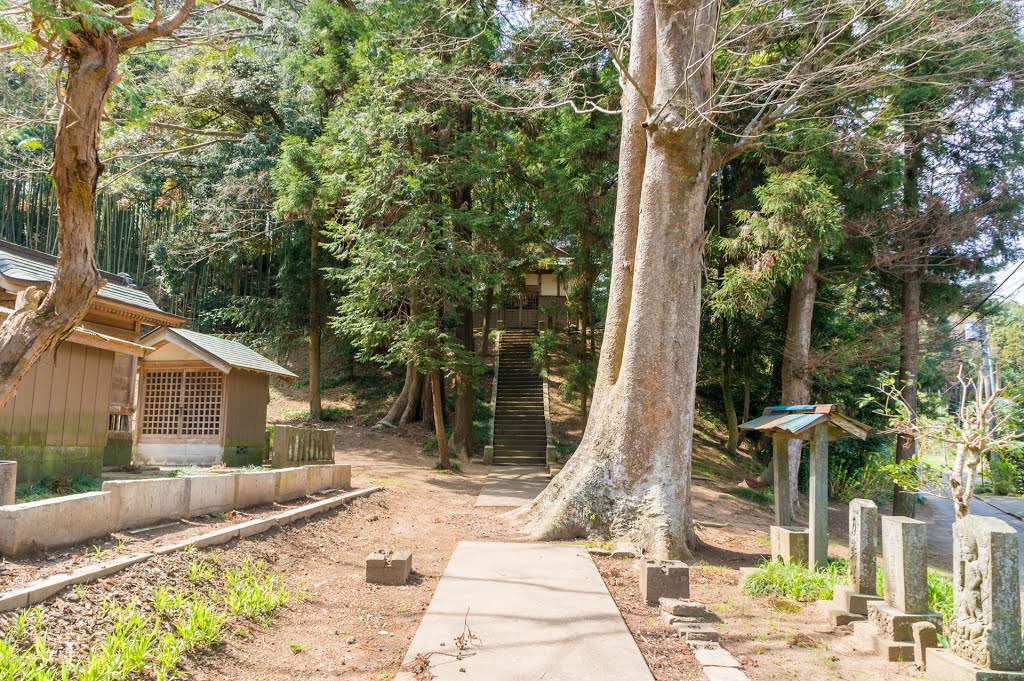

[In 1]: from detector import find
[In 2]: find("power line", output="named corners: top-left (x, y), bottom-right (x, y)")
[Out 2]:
top-left (950, 259), bottom-right (1024, 331)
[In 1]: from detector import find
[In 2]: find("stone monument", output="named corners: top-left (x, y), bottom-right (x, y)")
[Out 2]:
top-left (928, 515), bottom-right (1024, 680)
top-left (823, 499), bottom-right (883, 625)
top-left (852, 516), bottom-right (942, 662)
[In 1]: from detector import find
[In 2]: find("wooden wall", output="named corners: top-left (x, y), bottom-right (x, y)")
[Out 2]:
top-left (224, 369), bottom-right (269, 448)
top-left (0, 342), bottom-right (113, 481)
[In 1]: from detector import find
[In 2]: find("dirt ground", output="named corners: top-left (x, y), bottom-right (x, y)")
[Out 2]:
top-left (3, 423), bottom-right (932, 681)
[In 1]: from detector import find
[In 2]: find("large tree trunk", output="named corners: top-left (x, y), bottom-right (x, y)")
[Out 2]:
top-left (309, 223), bottom-right (323, 420)
top-left (448, 307), bottom-right (475, 461)
top-left (431, 370), bottom-right (450, 469)
top-left (0, 37), bottom-right (115, 406)
top-left (513, 0), bottom-right (717, 559)
top-left (480, 287), bottom-right (494, 356)
top-left (780, 243), bottom-right (820, 516)
top-left (893, 130), bottom-right (924, 517)
top-left (720, 318), bottom-right (739, 453)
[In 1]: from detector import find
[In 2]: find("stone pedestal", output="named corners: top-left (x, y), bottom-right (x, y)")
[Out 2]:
top-left (770, 525), bottom-right (809, 565)
top-left (483, 445), bottom-right (493, 464)
top-left (0, 461), bottom-right (15, 507)
top-left (851, 621), bottom-right (916, 662)
top-left (833, 585), bottom-right (883, 616)
top-left (867, 601), bottom-right (943, 642)
top-left (639, 560), bottom-right (689, 605)
top-left (366, 550), bottom-right (413, 585)
top-left (949, 515), bottom-right (1023, 673)
top-left (822, 499), bottom-right (882, 626)
top-left (928, 649), bottom-right (1024, 681)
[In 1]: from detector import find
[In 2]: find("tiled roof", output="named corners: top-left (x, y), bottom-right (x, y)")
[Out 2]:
top-left (0, 243), bottom-right (165, 314)
top-left (143, 327), bottom-right (297, 381)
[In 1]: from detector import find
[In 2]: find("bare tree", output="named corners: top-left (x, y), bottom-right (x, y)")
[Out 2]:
top-left (512, 0), bottom-right (1023, 558)
top-left (0, 0), bottom-right (207, 405)
top-left (873, 364), bottom-right (1022, 519)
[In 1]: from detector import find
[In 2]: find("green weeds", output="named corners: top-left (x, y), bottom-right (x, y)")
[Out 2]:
top-left (741, 558), bottom-right (848, 602)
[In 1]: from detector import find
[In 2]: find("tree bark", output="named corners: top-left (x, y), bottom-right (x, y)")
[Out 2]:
top-left (513, 0), bottom-right (718, 559)
top-left (480, 287), bottom-right (494, 357)
top-left (431, 370), bottom-right (450, 469)
top-left (780, 242), bottom-right (820, 515)
top-left (0, 37), bottom-right (116, 406)
top-left (379, 362), bottom-right (414, 426)
top-left (309, 223), bottom-right (323, 420)
top-left (720, 318), bottom-right (739, 453)
top-left (893, 129), bottom-right (924, 517)
top-left (448, 306), bottom-right (475, 461)
top-left (399, 369), bottom-right (424, 425)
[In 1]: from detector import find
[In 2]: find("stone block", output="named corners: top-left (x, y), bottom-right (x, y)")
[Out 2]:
top-left (702, 668), bottom-right (751, 681)
top-left (880, 515), bottom-right (929, 614)
top-left (694, 646), bottom-right (741, 668)
top-left (366, 550), bottom-right (413, 585)
top-left (234, 470), bottom-right (277, 509)
top-left (867, 600), bottom-right (942, 643)
top-left (0, 491), bottom-right (115, 557)
top-left (483, 446), bottom-right (493, 464)
top-left (0, 461), bottom-right (15, 506)
top-left (660, 597), bottom-right (706, 617)
top-left (332, 464), bottom-right (352, 490)
top-left (770, 525), bottom-right (809, 565)
top-left (235, 517), bottom-right (278, 538)
top-left (673, 622), bottom-right (720, 642)
top-left (852, 620), bottom-right (916, 662)
top-left (849, 499), bottom-right (879, 595)
top-left (275, 467), bottom-right (309, 502)
top-left (833, 584), bottom-right (883, 616)
top-left (186, 475), bottom-right (237, 517)
top-left (950, 515), bottom-right (1022, 672)
top-left (913, 621), bottom-right (939, 670)
top-left (103, 478), bottom-right (187, 530)
top-left (828, 607), bottom-right (865, 626)
top-left (928, 648), bottom-right (1024, 681)
top-left (640, 560), bottom-right (690, 605)
top-left (305, 465), bottom-right (335, 494)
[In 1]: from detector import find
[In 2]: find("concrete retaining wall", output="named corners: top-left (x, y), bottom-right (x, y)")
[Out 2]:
top-left (104, 478), bottom-right (188, 530)
top-left (0, 462), bottom-right (354, 558)
top-left (333, 464), bottom-right (352, 489)
top-left (186, 475), bottom-right (238, 517)
top-left (306, 465), bottom-right (334, 494)
top-left (275, 467), bottom-right (308, 502)
top-left (235, 470), bottom-right (278, 508)
top-left (0, 491), bottom-right (114, 556)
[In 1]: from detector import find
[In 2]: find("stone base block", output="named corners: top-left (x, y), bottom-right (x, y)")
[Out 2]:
top-left (851, 621), bottom-right (916, 662)
top-left (483, 446), bottom-right (493, 464)
top-left (867, 601), bottom-right (942, 642)
top-left (913, 621), bottom-right (939, 670)
top-left (103, 478), bottom-right (187, 530)
top-left (660, 597), bottom-right (706, 618)
top-left (305, 465), bottom-right (335, 495)
top-left (640, 559), bottom-right (690, 605)
top-left (673, 622), bottom-right (720, 642)
top-left (834, 585), bottom-right (883, 616)
top-left (186, 475), bottom-right (237, 517)
top-left (0, 491), bottom-right (114, 557)
top-left (332, 464), bottom-right (352, 490)
top-left (770, 525), bottom-right (809, 565)
top-left (235, 470), bottom-right (277, 508)
top-left (928, 649), bottom-right (1024, 681)
top-left (366, 550), bottom-right (412, 585)
top-left (275, 467), bottom-right (309, 502)
top-left (826, 606), bottom-right (865, 626)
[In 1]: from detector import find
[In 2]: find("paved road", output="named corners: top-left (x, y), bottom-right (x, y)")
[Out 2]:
top-left (921, 494), bottom-right (1024, 588)
top-left (474, 466), bottom-right (550, 508)
top-left (395, 541), bottom-right (654, 681)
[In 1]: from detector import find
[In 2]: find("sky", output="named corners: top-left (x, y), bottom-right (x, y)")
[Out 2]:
top-left (992, 259), bottom-right (1024, 304)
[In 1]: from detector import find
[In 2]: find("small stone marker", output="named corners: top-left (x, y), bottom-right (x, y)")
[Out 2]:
top-left (365, 550), bottom-right (413, 585)
top-left (639, 560), bottom-right (689, 605)
top-left (849, 499), bottom-right (879, 595)
top-left (912, 621), bottom-right (938, 670)
top-left (926, 515), bottom-right (1024, 680)
top-left (660, 597), bottom-right (706, 618)
top-left (769, 525), bottom-right (809, 565)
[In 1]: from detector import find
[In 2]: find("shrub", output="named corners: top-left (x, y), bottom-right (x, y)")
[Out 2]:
top-left (990, 454), bottom-right (1019, 496)
top-left (15, 474), bottom-right (103, 503)
top-left (741, 558), bottom-right (848, 602)
top-left (828, 436), bottom-right (895, 504)
top-left (727, 486), bottom-right (774, 507)
top-left (531, 329), bottom-right (558, 373)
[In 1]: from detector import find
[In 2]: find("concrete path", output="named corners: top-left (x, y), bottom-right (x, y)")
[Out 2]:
top-left (922, 494), bottom-right (1024, 589)
top-left (394, 541), bottom-right (654, 681)
top-left (474, 466), bottom-right (550, 507)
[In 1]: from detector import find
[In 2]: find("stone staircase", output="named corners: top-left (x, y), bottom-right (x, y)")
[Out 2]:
top-left (492, 330), bottom-right (547, 466)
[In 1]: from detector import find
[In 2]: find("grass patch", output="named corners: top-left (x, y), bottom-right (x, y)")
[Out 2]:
top-left (0, 554), bottom-right (288, 679)
top-left (279, 406), bottom-right (351, 422)
top-left (14, 474), bottom-right (103, 503)
top-left (168, 465), bottom-right (203, 478)
top-left (727, 485), bottom-right (774, 507)
top-left (741, 558), bottom-right (848, 602)
top-left (432, 460), bottom-right (462, 473)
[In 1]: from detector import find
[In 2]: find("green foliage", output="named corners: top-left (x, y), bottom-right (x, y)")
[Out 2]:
top-left (990, 455), bottom-right (1019, 496)
top-left (223, 558), bottom-right (290, 624)
top-left (15, 475), bottom-right (103, 503)
top-left (710, 169), bottom-right (844, 319)
top-left (727, 486), bottom-right (774, 506)
top-left (741, 558), bottom-right (848, 602)
top-left (828, 437), bottom-right (895, 504)
top-left (531, 330), bottom-right (558, 374)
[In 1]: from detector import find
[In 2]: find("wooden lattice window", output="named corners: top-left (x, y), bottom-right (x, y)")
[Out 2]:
top-left (181, 371), bottom-right (223, 436)
top-left (141, 369), bottom-right (223, 438)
